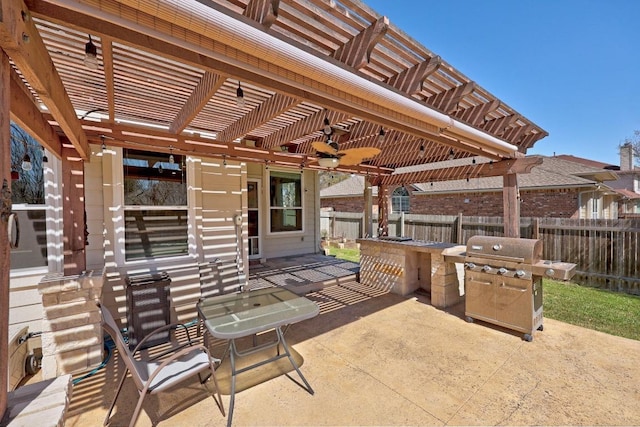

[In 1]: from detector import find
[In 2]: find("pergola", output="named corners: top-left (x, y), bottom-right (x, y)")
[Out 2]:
top-left (0, 0), bottom-right (547, 412)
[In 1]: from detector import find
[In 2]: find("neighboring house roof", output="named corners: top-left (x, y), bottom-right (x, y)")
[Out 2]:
top-left (321, 175), bottom-right (375, 198)
top-left (555, 155), bottom-right (620, 171)
top-left (612, 189), bottom-right (640, 199)
top-left (412, 156), bottom-right (617, 193)
top-left (321, 155), bottom-right (620, 197)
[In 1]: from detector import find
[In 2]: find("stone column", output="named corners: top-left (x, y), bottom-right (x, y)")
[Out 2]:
top-left (37, 269), bottom-right (105, 379)
top-left (430, 253), bottom-right (460, 308)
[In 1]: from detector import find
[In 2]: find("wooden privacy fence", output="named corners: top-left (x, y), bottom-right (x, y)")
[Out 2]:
top-left (320, 211), bottom-right (640, 295)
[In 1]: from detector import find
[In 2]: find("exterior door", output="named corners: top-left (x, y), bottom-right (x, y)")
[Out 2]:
top-left (248, 180), bottom-right (261, 259)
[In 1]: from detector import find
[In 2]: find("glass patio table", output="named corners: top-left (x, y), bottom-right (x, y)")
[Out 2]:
top-left (197, 287), bottom-right (319, 426)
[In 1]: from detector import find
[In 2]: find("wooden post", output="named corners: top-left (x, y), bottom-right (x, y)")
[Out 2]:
top-left (378, 184), bottom-right (390, 236)
top-left (363, 176), bottom-right (373, 237)
top-left (0, 48), bottom-right (11, 419)
top-left (62, 144), bottom-right (87, 275)
top-left (503, 173), bottom-right (520, 237)
top-left (456, 212), bottom-right (464, 244)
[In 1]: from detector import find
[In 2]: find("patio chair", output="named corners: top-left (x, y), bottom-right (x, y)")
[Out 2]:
top-left (97, 301), bottom-right (225, 427)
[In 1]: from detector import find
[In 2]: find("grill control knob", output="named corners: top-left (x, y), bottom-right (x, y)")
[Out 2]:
top-left (515, 269), bottom-right (526, 278)
top-left (498, 267), bottom-right (508, 275)
top-left (465, 262), bottom-right (476, 269)
top-left (545, 268), bottom-right (555, 278)
top-left (482, 265), bottom-right (492, 273)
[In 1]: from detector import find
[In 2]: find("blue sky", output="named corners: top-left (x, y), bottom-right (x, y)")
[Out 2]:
top-left (365, 0), bottom-right (639, 166)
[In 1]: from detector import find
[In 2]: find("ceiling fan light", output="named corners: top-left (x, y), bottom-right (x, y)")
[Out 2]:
top-left (448, 149), bottom-right (455, 160)
top-left (318, 157), bottom-right (339, 168)
top-left (419, 144), bottom-right (425, 158)
top-left (323, 117), bottom-right (332, 135)
top-left (378, 128), bottom-right (385, 143)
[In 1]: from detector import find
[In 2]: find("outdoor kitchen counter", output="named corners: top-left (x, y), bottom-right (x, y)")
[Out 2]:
top-left (356, 238), bottom-right (465, 308)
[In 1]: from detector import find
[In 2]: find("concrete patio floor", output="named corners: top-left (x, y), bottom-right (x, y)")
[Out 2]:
top-left (63, 279), bottom-right (640, 427)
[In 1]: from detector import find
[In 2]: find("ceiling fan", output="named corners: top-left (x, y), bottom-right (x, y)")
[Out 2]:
top-left (312, 119), bottom-right (381, 168)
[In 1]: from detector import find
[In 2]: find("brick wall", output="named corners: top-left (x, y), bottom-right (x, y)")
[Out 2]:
top-left (322, 188), bottom-right (581, 218)
top-left (321, 197), bottom-right (376, 213)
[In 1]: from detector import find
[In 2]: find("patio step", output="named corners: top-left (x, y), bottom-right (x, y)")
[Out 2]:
top-left (2, 374), bottom-right (73, 427)
top-left (247, 255), bottom-right (360, 295)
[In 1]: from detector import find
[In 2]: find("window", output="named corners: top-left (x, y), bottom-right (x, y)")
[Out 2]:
top-left (9, 124), bottom-right (51, 271)
top-left (591, 196), bottom-right (599, 219)
top-left (269, 171), bottom-right (302, 232)
top-left (123, 149), bottom-right (187, 260)
top-left (391, 186), bottom-right (410, 213)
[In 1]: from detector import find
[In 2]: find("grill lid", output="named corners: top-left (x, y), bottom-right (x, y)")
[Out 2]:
top-left (466, 236), bottom-right (542, 264)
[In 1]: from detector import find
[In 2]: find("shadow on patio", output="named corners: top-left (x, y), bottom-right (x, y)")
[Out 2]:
top-left (61, 272), bottom-right (640, 427)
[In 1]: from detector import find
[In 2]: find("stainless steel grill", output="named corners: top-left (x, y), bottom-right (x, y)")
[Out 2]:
top-left (464, 236), bottom-right (575, 341)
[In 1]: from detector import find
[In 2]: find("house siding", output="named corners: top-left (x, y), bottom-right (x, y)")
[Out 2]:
top-left (261, 168), bottom-right (319, 258)
top-left (85, 145), bottom-right (106, 270)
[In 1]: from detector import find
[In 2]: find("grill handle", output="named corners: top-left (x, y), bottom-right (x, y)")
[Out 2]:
top-left (466, 251), bottom-right (526, 264)
top-left (500, 284), bottom-right (527, 292)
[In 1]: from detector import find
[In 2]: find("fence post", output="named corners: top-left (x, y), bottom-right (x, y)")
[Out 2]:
top-left (330, 212), bottom-right (335, 239)
top-left (532, 217), bottom-right (540, 239)
top-left (456, 212), bottom-right (464, 244)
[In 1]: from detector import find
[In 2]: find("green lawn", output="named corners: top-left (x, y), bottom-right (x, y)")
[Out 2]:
top-left (326, 247), bottom-right (640, 341)
top-left (543, 279), bottom-right (640, 341)
top-left (325, 246), bottom-right (360, 263)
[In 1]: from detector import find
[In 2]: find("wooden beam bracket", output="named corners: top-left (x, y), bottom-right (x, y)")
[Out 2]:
top-left (387, 55), bottom-right (441, 94)
top-left (332, 16), bottom-right (389, 69)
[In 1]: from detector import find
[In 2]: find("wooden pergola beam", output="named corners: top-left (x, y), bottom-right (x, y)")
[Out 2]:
top-left (0, 47), bottom-right (10, 420)
top-left (426, 81), bottom-right (476, 114)
top-left (386, 55), bottom-right (441, 94)
top-left (101, 36), bottom-right (116, 122)
top-left (503, 123), bottom-right (532, 146)
top-left (0, 0), bottom-right (89, 160)
top-left (27, 2), bottom-right (430, 153)
top-left (217, 92), bottom-right (299, 143)
top-left (244, 0), bottom-right (280, 28)
top-left (9, 68), bottom-right (62, 158)
top-left (454, 99), bottom-right (500, 126)
top-left (77, 119), bottom-right (394, 175)
top-left (481, 113), bottom-right (521, 137)
top-left (169, 72), bottom-right (226, 134)
top-left (263, 109), bottom-right (347, 150)
top-left (516, 131), bottom-right (547, 151)
top-left (332, 16), bottom-right (389, 70)
top-left (378, 157), bottom-right (543, 186)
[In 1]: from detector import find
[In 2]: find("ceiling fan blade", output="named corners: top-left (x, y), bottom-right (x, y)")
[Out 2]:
top-left (312, 140), bottom-right (338, 156)
top-left (337, 147), bottom-right (381, 166)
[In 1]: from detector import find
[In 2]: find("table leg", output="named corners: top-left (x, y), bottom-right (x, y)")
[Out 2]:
top-left (227, 339), bottom-right (237, 427)
top-left (276, 327), bottom-right (314, 394)
top-left (224, 328), bottom-right (313, 427)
